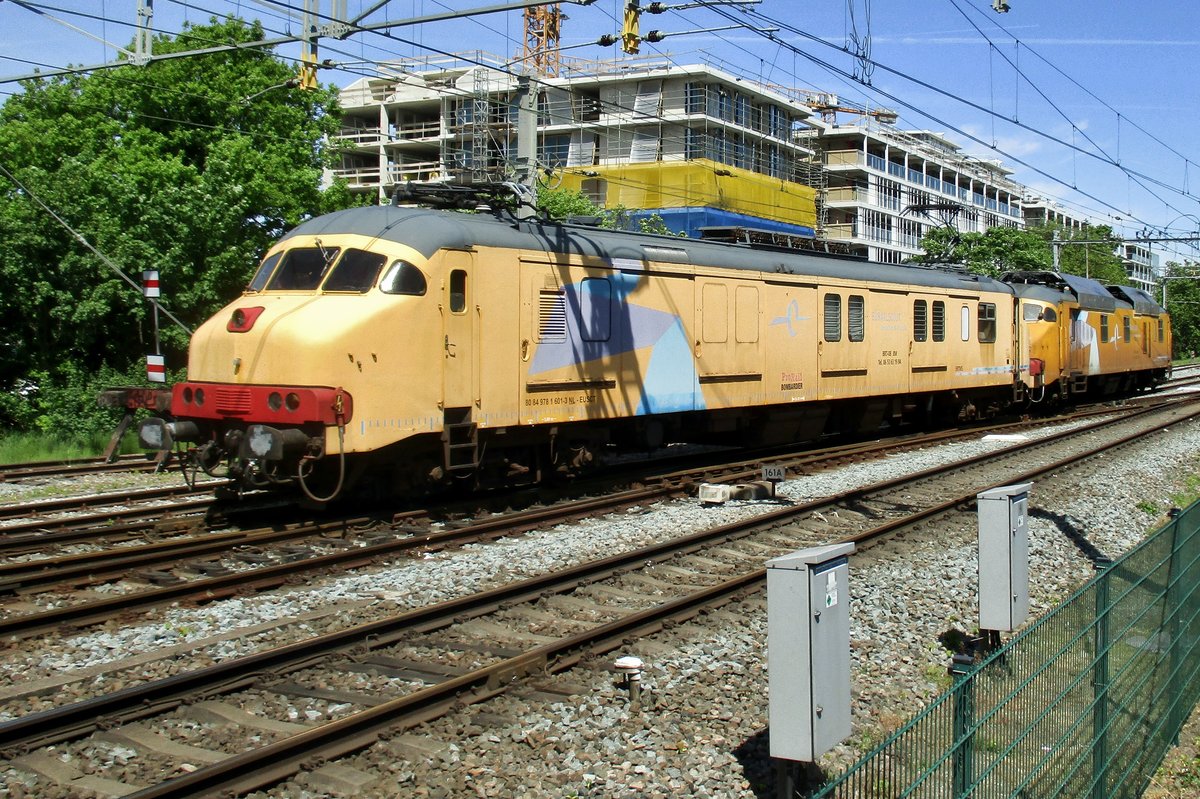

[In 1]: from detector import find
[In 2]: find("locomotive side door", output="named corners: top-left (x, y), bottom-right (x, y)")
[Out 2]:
top-left (816, 289), bottom-right (870, 399)
top-left (441, 249), bottom-right (477, 411)
top-left (695, 276), bottom-right (764, 409)
top-left (909, 294), bottom-right (947, 394)
top-left (1067, 307), bottom-right (1091, 376)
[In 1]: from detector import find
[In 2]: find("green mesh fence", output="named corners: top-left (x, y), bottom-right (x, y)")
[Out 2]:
top-left (810, 500), bottom-right (1200, 799)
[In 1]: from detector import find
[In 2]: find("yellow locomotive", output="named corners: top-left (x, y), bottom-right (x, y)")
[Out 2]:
top-left (1005, 271), bottom-right (1171, 401)
top-left (137, 203), bottom-right (1171, 500)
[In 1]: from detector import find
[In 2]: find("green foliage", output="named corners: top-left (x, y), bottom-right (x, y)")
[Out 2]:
top-left (1169, 473), bottom-right (1200, 510)
top-left (1161, 261), bottom-right (1200, 358)
top-left (0, 17), bottom-right (359, 437)
top-left (913, 225), bottom-right (1050, 278)
top-left (536, 185), bottom-right (682, 236)
top-left (914, 223), bottom-right (1126, 284)
top-left (1037, 224), bottom-right (1129, 285)
top-left (0, 430), bottom-right (139, 463)
top-left (536, 185), bottom-right (604, 220)
top-left (8, 362), bottom-right (161, 442)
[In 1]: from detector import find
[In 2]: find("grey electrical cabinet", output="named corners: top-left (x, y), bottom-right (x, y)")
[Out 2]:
top-left (978, 482), bottom-right (1031, 632)
top-left (767, 541), bottom-right (855, 762)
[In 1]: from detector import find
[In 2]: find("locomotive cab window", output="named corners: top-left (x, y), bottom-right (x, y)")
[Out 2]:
top-left (823, 294), bottom-right (842, 342)
top-left (322, 249), bottom-right (387, 293)
top-left (1022, 303), bottom-right (1056, 323)
top-left (1159, 318), bottom-right (1165, 342)
top-left (265, 247), bottom-right (340, 291)
top-left (1100, 314), bottom-right (1110, 342)
top-left (248, 252), bottom-right (281, 292)
top-left (1123, 316), bottom-right (1131, 343)
top-left (380, 260), bottom-right (427, 296)
top-left (978, 302), bottom-right (997, 343)
top-left (449, 269), bottom-right (467, 313)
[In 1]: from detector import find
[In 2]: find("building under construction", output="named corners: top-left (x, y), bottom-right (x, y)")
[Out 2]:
top-left (332, 53), bottom-right (825, 242)
top-left (333, 42), bottom-right (1132, 273)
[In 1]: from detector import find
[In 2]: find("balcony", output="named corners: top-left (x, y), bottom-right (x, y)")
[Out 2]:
top-left (825, 150), bottom-right (865, 169)
top-left (331, 159), bottom-right (445, 188)
top-left (826, 186), bottom-right (869, 204)
top-left (336, 127), bottom-right (385, 148)
top-left (389, 160), bottom-right (443, 182)
top-left (825, 222), bottom-right (857, 241)
top-left (330, 165), bottom-right (384, 187)
top-left (393, 120), bottom-right (443, 141)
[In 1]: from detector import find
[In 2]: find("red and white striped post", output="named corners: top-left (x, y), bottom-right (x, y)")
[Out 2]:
top-left (146, 354), bottom-right (166, 383)
top-left (142, 270), bottom-right (160, 299)
top-left (143, 270), bottom-right (163, 383)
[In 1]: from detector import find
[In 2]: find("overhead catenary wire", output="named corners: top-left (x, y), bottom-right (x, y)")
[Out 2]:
top-left (718, 3), bottom-right (1200, 236)
top-left (951, 0), bottom-right (1198, 196)
top-left (942, 0), bottom-right (1182, 228)
top-left (0, 3), bottom-right (1099, 245)
top-left (3, 0), bottom-right (1197, 256)
top-left (706, 4), bottom-right (1191, 235)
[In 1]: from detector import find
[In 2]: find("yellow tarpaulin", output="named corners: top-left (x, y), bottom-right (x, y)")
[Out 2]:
top-left (558, 160), bottom-right (817, 228)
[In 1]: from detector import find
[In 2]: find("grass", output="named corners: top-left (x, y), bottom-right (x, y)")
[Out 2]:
top-left (0, 430), bottom-right (141, 464)
top-left (1170, 474), bottom-right (1200, 509)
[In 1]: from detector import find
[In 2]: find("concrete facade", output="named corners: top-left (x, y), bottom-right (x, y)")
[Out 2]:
top-left (332, 53), bottom-right (824, 240)
top-left (799, 120), bottom-right (1024, 264)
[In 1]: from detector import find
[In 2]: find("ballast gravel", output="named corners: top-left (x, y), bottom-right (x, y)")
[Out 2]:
top-left (2, 410), bottom-right (1199, 797)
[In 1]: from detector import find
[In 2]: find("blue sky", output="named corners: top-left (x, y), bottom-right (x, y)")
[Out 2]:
top-left (3, 1), bottom-right (1199, 262)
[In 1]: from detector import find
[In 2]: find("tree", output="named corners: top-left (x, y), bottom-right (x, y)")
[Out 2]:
top-left (1037, 224), bottom-right (1129, 285)
top-left (1160, 261), bottom-right (1200, 359)
top-left (536, 185), bottom-right (680, 235)
top-left (914, 223), bottom-right (1133, 286)
top-left (912, 225), bottom-right (1050, 278)
top-left (0, 17), bottom-right (357, 434)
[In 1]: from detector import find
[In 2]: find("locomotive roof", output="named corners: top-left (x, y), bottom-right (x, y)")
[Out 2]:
top-left (1108, 285), bottom-right (1165, 316)
top-left (284, 205), bottom-right (1015, 296)
top-left (1001, 270), bottom-right (1156, 314)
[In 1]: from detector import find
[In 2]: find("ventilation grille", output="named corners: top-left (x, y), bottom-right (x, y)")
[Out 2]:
top-left (215, 386), bottom-right (252, 415)
top-left (538, 290), bottom-right (567, 343)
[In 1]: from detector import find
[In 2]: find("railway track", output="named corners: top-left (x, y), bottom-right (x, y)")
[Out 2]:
top-left (0, 454), bottom-right (165, 483)
top-left (0, 483), bottom-right (220, 535)
top-left (0, 395), bottom-right (1196, 797)
top-left (0, 400), bottom-right (1169, 638)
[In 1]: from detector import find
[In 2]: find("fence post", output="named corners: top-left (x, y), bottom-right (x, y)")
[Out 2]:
top-left (1165, 510), bottom-right (1186, 746)
top-left (950, 653), bottom-right (975, 797)
top-left (1091, 557), bottom-right (1113, 799)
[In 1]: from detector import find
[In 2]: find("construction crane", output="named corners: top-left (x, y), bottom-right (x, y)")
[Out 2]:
top-left (805, 93), bottom-right (898, 125)
top-left (521, 4), bottom-right (565, 76)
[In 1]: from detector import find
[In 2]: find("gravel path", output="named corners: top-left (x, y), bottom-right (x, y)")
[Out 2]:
top-left (2, 412), bottom-right (1199, 797)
